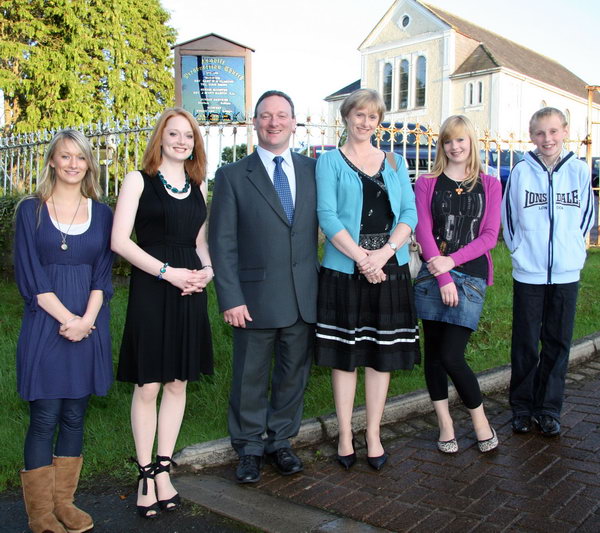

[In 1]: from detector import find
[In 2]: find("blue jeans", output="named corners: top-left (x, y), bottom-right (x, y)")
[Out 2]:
top-left (24, 396), bottom-right (90, 470)
top-left (509, 280), bottom-right (579, 420)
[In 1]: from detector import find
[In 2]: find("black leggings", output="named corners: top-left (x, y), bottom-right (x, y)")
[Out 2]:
top-left (24, 396), bottom-right (90, 470)
top-left (422, 320), bottom-right (482, 409)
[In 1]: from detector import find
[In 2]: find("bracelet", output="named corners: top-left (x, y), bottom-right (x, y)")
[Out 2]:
top-left (157, 262), bottom-right (169, 280)
top-left (62, 315), bottom-right (79, 326)
top-left (201, 265), bottom-right (213, 270)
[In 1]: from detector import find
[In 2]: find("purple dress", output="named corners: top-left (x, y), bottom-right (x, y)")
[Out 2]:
top-left (14, 197), bottom-right (114, 401)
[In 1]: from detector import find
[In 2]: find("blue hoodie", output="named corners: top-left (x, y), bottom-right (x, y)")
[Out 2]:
top-left (502, 150), bottom-right (595, 284)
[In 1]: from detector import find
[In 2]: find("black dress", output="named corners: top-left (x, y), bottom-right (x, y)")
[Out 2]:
top-left (117, 172), bottom-right (213, 385)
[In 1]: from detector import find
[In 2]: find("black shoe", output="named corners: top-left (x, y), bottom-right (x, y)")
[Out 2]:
top-left (364, 432), bottom-right (388, 471)
top-left (154, 455), bottom-right (181, 511)
top-left (336, 434), bottom-right (357, 470)
top-left (268, 448), bottom-right (304, 476)
top-left (131, 458), bottom-right (160, 519)
top-left (235, 455), bottom-right (262, 483)
top-left (534, 415), bottom-right (561, 437)
top-left (512, 415), bottom-right (533, 434)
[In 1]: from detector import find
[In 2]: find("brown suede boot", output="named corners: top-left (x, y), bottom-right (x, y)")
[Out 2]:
top-left (53, 456), bottom-right (93, 533)
top-left (20, 465), bottom-right (67, 533)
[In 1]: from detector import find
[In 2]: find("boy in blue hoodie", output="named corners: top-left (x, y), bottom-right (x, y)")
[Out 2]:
top-left (502, 107), bottom-right (595, 437)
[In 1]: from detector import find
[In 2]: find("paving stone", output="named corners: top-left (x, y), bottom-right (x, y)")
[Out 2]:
top-left (552, 494), bottom-right (599, 525)
top-left (569, 469), bottom-right (600, 487)
top-left (483, 505), bottom-right (520, 527)
top-left (175, 344), bottom-right (600, 533)
top-left (419, 474), bottom-right (469, 496)
top-left (514, 512), bottom-right (574, 533)
top-left (417, 461), bottom-right (463, 478)
top-left (363, 498), bottom-right (412, 528)
top-left (467, 521), bottom-right (504, 532)
top-left (497, 478), bottom-right (547, 499)
top-left (340, 495), bottom-right (394, 523)
top-left (464, 489), bottom-right (511, 516)
top-left (420, 489), bottom-right (473, 512)
top-left (409, 509), bottom-right (460, 533)
top-left (579, 512), bottom-right (600, 532)
top-left (452, 460), bottom-right (493, 483)
top-left (384, 504), bottom-right (433, 531)
top-left (394, 484), bottom-right (430, 504)
top-left (561, 457), bottom-right (600, 475)
top-left (457, 474), bottom-right (496, 500)
top-left (439, 515), bottom-right (481, 533)
top-left (533, 463), bottom-right (572, 488)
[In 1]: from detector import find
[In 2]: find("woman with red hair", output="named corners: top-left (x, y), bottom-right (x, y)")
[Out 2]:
top-left (112, 108), bottom-right (213, 518)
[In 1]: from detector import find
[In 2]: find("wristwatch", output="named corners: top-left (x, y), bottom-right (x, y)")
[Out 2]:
top-left (387, 241), bottom-right (397, 251)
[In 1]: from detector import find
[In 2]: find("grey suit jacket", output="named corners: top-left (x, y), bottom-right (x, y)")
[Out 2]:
top-left (209, 150), bottom-right (318, 329)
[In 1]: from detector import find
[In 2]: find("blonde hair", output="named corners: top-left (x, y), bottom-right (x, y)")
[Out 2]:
top-left (36, 129), bottom-right (102, 202)
top-left (428, 115), bottom-right (482, 192)
top-left (529, 107), bottom-right (568, 135)
top-left (143, 107), bottom-right (207, 184)
top-left (340, 89), bottom-right (386, 127)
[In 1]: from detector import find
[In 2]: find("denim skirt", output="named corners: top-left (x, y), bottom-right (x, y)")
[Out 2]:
top-left (413, 265), bottom-right (486, 331)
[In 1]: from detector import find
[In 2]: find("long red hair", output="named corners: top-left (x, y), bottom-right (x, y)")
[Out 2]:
top-left (142, 107), bottom-right (207, 185)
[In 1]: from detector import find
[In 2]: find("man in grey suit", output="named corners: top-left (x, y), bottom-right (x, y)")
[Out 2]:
top-left (209, 90), bottom-right (318, 483)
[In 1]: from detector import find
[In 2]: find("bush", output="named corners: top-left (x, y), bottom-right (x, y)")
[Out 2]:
top-left (0, 195), bottom-right (126, 279)
top-left (0, 195), bottom-right (23, 278)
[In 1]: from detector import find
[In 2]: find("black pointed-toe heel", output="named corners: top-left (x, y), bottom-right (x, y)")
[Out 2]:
top-left (364, 432), bottom-right (388, 471)
top-left (336, 434), bottom-right (357, 470)
top-left (132, 458), bottom-right (160, 519)
top-left (155, 455), bottom-right (181, 511)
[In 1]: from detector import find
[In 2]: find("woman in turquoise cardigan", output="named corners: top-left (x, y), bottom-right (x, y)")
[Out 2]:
top-left (315, 88), bottom-right (420, 471)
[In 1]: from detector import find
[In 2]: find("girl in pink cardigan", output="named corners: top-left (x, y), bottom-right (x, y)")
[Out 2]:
top-left (414, 115), bottom-right (501, 454)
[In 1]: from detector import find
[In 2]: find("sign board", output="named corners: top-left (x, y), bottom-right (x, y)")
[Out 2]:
top-left (181, 55), bottom-right (246, 122)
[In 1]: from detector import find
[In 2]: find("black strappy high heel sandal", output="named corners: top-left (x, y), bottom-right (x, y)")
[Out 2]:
top-left (154, 455), bottom-right (181, 511)
top-left (132, 458), bottom-right (160, 519)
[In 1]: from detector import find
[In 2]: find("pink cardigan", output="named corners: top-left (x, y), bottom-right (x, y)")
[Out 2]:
top-left (414, 173), bottom-right (502, 288)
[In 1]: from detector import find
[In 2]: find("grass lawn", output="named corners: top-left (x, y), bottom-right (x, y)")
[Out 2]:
top-left (1, 243), bottom-right (599, 490)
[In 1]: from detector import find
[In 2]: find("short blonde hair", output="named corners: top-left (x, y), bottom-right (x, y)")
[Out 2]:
top-left (340, 89), bottom-right (385, 127)
top-left (143, 107), bottom-right (207, 185)
top-left (529, 107), bottom-right (568, 135)
top-left (428, 115), bottom-right (483, 192)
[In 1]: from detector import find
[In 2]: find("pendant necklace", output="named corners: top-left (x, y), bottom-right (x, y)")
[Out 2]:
top-left (51, 195), bottom-right (82, 251)
top-left (448, 176), bottom-right (465, 195)
top-left (158, 170), bottom-right (190, 194)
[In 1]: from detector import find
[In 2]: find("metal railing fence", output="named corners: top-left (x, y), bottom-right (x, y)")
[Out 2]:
top-left (1, 119), bottom-right (597, 244)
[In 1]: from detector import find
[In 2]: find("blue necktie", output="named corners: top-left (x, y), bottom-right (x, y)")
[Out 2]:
top-left (273, 156), bottom-right (294, 223)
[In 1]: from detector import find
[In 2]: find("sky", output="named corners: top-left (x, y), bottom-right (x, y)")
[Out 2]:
top-left (160, 0), bottom-right (600, 118)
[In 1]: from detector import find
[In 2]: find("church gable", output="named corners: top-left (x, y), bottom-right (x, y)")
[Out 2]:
top-left (359, 0), bottom-right (447, 50)
top-left (455, 44), bottom-right (499, 75)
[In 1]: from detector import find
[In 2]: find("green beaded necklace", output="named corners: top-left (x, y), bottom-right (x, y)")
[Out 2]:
top-left (157, 170), bottom-right (190, 194)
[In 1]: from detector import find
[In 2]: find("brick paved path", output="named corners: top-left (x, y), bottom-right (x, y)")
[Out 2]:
top-left (206, 359), bottom-right (600, 532)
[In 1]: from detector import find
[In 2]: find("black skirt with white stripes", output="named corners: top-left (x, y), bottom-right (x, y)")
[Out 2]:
top-left (315, 263), bottom-right (421, 372)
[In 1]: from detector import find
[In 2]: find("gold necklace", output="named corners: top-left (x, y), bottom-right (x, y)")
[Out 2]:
top-left (447, 176), bottom-right (466, 195)
top-left (344, 147), bottom-right (373, 172)
top-left (51, 195), bottom-right (82, 251)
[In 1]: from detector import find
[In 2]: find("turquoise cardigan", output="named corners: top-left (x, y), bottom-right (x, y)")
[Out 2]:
top-left (316, 149), bottom-right (417, 274)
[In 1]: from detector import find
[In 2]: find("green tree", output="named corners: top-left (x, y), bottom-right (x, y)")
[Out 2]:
top-left (220, 143), bottom-right (251, 165)
top-left (0, 0), bottom-right (176, 133)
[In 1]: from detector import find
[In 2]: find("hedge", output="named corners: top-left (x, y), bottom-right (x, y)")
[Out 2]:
top-left (0, 195), bottom-right (129, 278)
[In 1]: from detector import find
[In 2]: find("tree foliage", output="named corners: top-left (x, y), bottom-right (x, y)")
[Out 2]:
top-left (220, 143), bottom-right (251, 166)
top-left (0, 0), bottom-right (176, 133)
